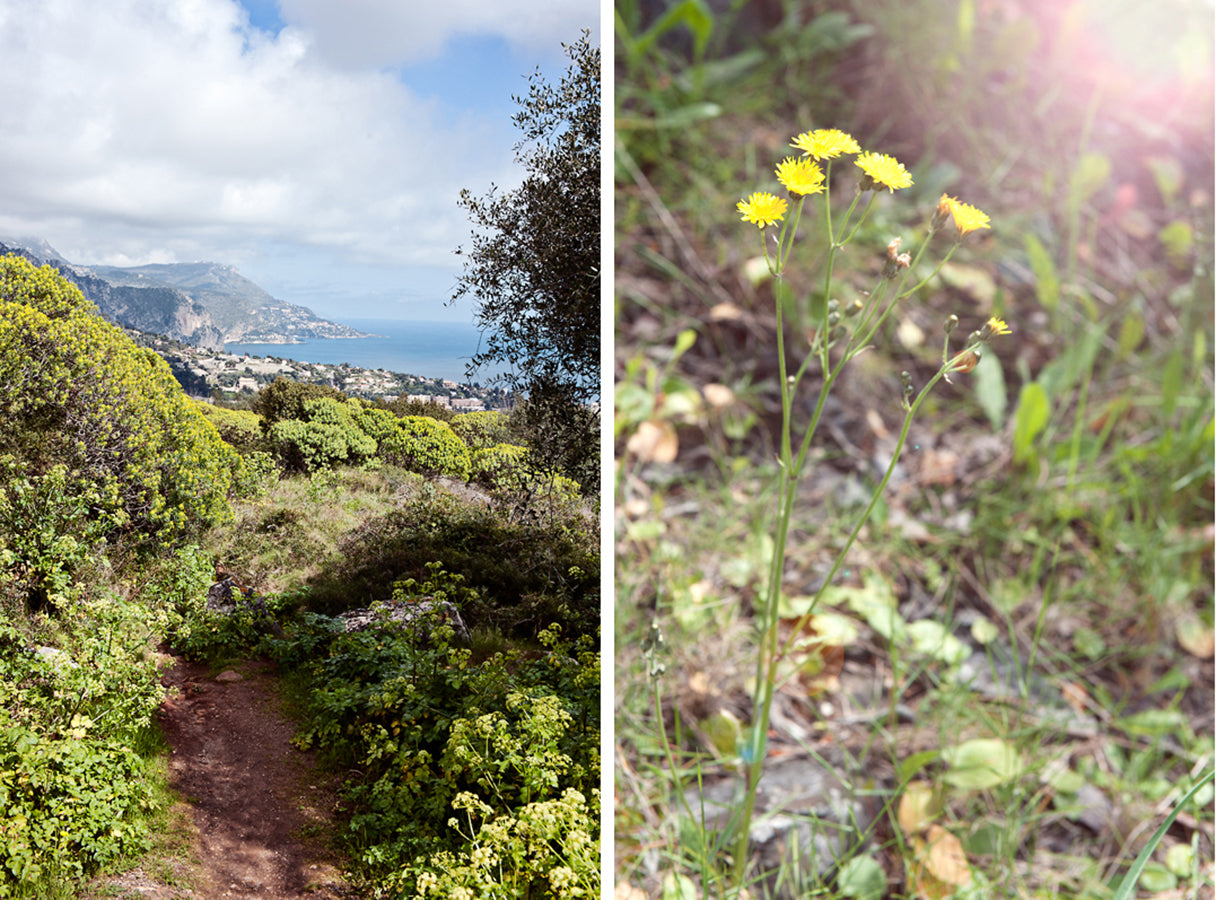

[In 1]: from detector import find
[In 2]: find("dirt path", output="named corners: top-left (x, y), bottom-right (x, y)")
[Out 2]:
top-left (85, 655), bottom-right (359, 899)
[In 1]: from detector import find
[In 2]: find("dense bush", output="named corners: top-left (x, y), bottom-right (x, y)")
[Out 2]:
top-left (379, 396), bottom-right (457, 423)
top-left (280, 572), bottom-right (599, 898)
top-left (379, 416), bottom-right (471, 479)
top-left (449, 410), bottom-right (511, 451)
top-left (194, 401), bottom-right (264, 453)
top-left (506, 381), bottom-right (599, 495)
top-left (0, 255), bottom-right (237, 609)
top-left (269, 397), bottom-right (379, 472)
top-left (252, 378), bottom-right (348, 431)
top-left (317, 480), bottom-right (598, 638)
top-left (0, 590), bottom-right (169, 894)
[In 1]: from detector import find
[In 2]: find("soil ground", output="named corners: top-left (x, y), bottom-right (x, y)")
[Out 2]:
top-left (83, 655), bottom-right (360, 900)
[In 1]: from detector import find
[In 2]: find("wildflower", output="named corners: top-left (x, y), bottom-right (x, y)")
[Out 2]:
top-left (856, 151), bottom-right (913, 192)
top-left (934, 194), bottom-right (991, 237)
top-left (775, 156), bottom-right (825, 196)
top-left (980, 316), bottom-right (1011, 339)
top-left (790, 128), bottom-right (861, 161)
top-left (737, 191), bottom-right (788, 229)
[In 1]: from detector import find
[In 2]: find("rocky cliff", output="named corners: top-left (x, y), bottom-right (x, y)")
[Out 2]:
top-left (0, 239), bottom-right (368, 351)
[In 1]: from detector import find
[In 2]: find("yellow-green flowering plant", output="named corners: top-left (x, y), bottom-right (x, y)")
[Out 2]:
top-left (726, 128), bottom-right (1005, 890)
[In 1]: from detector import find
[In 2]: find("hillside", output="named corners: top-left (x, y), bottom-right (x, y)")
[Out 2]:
top-left (0, 237), bottom-right (370, 349)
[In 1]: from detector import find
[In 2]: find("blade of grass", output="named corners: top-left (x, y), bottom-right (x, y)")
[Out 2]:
top-left (1109, 768), bottom-right (1214, 900)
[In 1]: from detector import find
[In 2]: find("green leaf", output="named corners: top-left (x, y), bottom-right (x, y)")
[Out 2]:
top-left (1117, 308), bottom-right (1145, 358)
top-left (972, 350), bottom-right (1007, 429)
top-left (1117, 708), bottom-right (1187, 738)
top-left (898, 749), bottom-right (941, 784)
top-left (1023, 233), bottom-right (1059, 311)
top-left (1013, 382), bottom-right (1050, 465)
top-left (941, 738), bottom-right (1023, 789)
top-left (837, 855), bottom-right (887, 900)
top-left (905, 620), bottom-right (969, 666)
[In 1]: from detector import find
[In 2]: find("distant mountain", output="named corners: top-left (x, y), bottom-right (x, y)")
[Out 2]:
top-left (0, 238), bottom-right (370, 351)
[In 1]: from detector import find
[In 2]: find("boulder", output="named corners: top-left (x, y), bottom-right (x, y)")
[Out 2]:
top-left (338, 598), bottom-right (471, 645)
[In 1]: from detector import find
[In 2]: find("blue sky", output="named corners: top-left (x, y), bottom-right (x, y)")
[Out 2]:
top-left (0, 0), bottom-right (599, 323)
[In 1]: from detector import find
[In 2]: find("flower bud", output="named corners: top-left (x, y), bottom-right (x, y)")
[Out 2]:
top-left (944, 314), bottom-right (959, 334)
top-left (846, 298), bottom-right (864, 317)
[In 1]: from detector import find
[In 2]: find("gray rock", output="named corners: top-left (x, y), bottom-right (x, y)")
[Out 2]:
top-left (683, 752), bottom-right (874, 899)
top-left (338, 598), bottom-right (471, 645)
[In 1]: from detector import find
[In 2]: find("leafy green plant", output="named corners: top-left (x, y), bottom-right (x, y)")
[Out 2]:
top-left (449, 410), bottom-right (512, 451)
top-left (262, 573), bottom-right (599, 897)
top-left (380, 416), bottom-right (471, 479)
top-left (0, 255), bottom-right (237, 550)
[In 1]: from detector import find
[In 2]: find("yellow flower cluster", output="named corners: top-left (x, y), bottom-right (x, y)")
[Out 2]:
top-left (736, 128), bottom-right (992, 243)
top-left (737, 128), bottom-right (915, 228)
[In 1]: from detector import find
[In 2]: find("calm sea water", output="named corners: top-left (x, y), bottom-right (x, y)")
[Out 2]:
top-left (224, 318), bottom-right (506, 385)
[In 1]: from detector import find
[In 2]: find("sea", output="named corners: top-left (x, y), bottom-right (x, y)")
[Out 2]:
top-left (224, 318), bottom-right (507, 385)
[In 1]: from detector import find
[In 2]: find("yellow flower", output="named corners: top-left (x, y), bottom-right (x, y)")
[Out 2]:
top-left (951, 200), bottom-right (991, 237)
top-left (736, 191), bottom-right (788, 229)
top-left (775, 157), bottom-right (825, 196)
top-left (855, 151), bottom-right (913, 192)
top-left (935, 194), bottom-right (991, 237)
top-left (789, 128), bottom-right (860, 161)
top-left (982, 316), bottom-right (1011, 338)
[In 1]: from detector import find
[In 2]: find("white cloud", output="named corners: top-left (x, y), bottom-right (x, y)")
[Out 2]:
top-left (276, 0), bottom-right (596, 67)
top-left (0, 0), bottom-right (566, 283)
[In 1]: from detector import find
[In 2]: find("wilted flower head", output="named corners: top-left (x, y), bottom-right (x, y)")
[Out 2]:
top-left (790, 128), bottom-right (861, 161)
top-left (737, 191), bottom-right (788, 229)
top-left (856, 151), bottom-right (913, 192)
top-left (775, 156), bottom-right (825, 196)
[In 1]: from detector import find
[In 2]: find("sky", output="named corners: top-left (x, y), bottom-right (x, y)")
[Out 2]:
top-left (0, 0), bottom-right (599, 323)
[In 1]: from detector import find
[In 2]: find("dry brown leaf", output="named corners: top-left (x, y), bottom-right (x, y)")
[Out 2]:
top-left (1060, 681), bottom-right (1090, 714)
top-left (702, 383), bottom-right (736, 409)
top-left (614, 882), bottom-right (648, 900)
top-left (709, 302), bottom-right (742, 321)
top-left (626, 419), bottom-right (678, 463)
top-left (897, 780), bottom-right (940, 837)
top-left (924, 824), bottom-right (972, 887)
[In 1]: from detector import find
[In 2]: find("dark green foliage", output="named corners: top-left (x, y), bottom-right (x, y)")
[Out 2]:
top-left (279, 574), bottom-right (598, 895)
top-left (319, 486), bottom-right (598, 639)
top-left (507, 376), bottom-right (600, 492)
top-left (378, 396), bottom-right (457, 423)
top-left (269, 397), bottom-right (379, 473)
top-left (252, 378), bottom-right (348, 432)
top-left (452, 33), bottom-right (601, 494)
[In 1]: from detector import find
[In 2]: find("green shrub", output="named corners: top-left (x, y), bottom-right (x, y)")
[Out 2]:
top-left (278, 582), bottom-right (599, 898)
top-left (0, 256), bottom-right (237, 607)
top-left (471, 443), bottom-right (583, 506)
top-left (194, 401), bottom-right (263, 452)
top-left (449, 410), bottom-right (511, 451)
top-left (319, 484), bottom-right (599, 639)
top-left (380, 416), bottom-right (471, 479)
top-left (269, 397), bottom-right (378, 472)
top-left (252, 378), bottom-right (347, 431)
top-left (0, 597), bottom-right (168, 893)
top-left (231, 450), bottom-right (281, 499)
